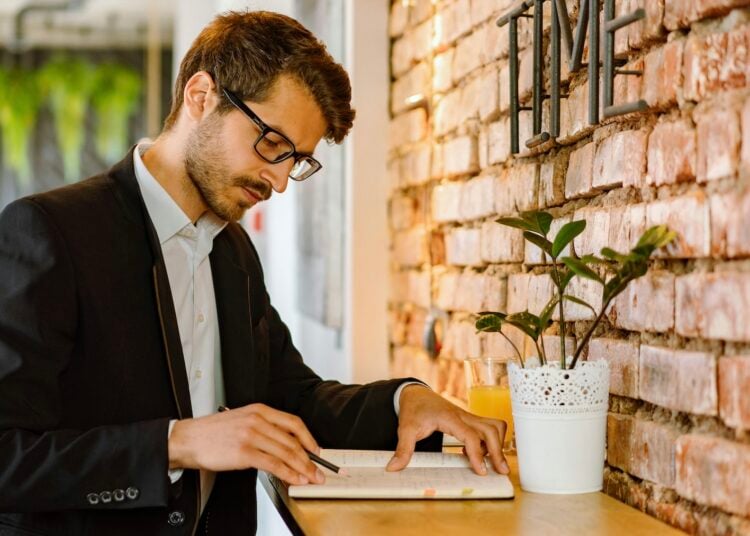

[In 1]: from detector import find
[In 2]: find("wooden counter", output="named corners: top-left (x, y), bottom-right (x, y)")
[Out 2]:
top-left (259, 455), bottom-right (683, 535)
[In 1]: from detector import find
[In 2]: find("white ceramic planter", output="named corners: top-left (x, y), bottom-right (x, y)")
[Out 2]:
top-left (508, 359), bottom-right (610, 494)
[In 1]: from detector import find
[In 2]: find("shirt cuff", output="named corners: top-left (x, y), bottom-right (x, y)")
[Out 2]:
top-left (167, 419), bottom-right (184, 483)
top-left (393, 381), bottom-right (430, 416)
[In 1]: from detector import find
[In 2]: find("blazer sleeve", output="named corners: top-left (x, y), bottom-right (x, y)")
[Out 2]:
top-left (262, 299), bottom-right (442, 452)
top-left (0, 198), bottom-right (171, 512)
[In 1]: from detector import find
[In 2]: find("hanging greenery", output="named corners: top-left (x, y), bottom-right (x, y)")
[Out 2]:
top-left (92, 63), bottom-right (142, 164)
top-left (0, 67), bottom-right (43, 189)
top-left (39, 56), bottom-right (96, 183)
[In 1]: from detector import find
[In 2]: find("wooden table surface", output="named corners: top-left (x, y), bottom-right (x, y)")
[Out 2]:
top-left (259, 455), bottom-right (683, 535)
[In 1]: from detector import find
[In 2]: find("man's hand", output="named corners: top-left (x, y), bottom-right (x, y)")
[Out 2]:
top-left (386, 385), bottom-right (510, 476)
top-left (168, 403), bottom-right (324, 486)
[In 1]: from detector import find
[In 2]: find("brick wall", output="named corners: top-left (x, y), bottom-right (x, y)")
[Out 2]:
top-left (387, 0), bottom-right (750, 533)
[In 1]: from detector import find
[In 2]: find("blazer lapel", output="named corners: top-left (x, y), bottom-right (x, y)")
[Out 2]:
top-left (107, 148), bottom-right (194, 419)
top-left (210, 233), bottom-right (255, 408)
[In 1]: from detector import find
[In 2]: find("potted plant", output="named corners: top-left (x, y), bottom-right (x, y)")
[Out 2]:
top-left (475, 210), bottom-right (674, 494)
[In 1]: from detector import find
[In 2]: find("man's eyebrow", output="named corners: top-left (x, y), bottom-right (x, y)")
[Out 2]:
top-left (264, 124), bottom-right (315, 157)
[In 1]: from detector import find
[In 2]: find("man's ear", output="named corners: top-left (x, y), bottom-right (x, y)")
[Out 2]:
top-left (182, 71), bottom-right (220, 122)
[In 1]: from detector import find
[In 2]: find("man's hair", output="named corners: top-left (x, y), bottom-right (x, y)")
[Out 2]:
top-left (163, 10), bottom-right (355, 143)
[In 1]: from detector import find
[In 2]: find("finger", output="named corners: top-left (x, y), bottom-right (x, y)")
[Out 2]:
top-left (483, 418), bottom-right (510, 474)
top-left (442, 419), bottom-right (486, 475)
top-left (250, 449), bottom-right (313, 486)
top-left (243, 421), bottom-right (322, 484)
top-left (252, 405), bottom-right (320, 454)
top-left (465, 416), bottom-right (508, 474)
top-left (386, 427), bottom-right (419, 472)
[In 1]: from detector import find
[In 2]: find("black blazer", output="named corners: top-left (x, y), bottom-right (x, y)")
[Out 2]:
top-left (0, 149), bottom-right (440, 535)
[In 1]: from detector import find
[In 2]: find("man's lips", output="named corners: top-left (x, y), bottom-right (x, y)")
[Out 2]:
top-left (241, 186), bottom-right (263, 203)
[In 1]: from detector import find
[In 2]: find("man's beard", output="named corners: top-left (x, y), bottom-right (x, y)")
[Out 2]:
top-left (184, 113), bottom-right (272, 221)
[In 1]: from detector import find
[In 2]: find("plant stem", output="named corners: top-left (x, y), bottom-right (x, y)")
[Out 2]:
top-left (500, 330), bottom-right (525, 368)
top-left (551, 259), bottom-right (566, 370)
top-left (534, 339), bottom-right (546, 366)
top-left (570, 295), bottom-right (614, 368)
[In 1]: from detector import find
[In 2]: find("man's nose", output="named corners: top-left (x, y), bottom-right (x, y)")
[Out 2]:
top-left (259, 159), bottom-right (293, 193)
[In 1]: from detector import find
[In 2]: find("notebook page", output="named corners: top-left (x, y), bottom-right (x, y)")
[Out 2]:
top-left (288, 466), bottom-right (514, 499)
top-left (318, 449), bottom-right (472, 469)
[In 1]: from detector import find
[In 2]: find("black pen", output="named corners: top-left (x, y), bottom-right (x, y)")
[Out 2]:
top-left (217, 405), bottom-right (348, 476)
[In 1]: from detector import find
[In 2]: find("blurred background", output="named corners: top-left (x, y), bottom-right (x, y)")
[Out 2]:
top-left (0, 0), bottom-right (390, 392)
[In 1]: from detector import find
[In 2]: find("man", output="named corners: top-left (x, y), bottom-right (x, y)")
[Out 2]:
top-left (0, 11), bottom-right (508, 535)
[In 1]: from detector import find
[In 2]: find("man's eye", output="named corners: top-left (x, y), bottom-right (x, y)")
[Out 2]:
top-left (260, 137), bottom-right (280, 150)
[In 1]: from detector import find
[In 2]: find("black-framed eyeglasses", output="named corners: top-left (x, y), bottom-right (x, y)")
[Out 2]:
top-left (222, 87), bottom-right (322, 181)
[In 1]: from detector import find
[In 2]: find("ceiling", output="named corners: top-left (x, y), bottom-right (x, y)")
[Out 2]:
top-left (0, 0), bottom-right (176, 49)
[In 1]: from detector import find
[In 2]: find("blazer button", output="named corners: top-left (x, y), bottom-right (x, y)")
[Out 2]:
top-left (113, 489), bottom-right (125, 502)
top-left (99, 491), bottom-right (113, 504)
top-left (168, 510), bottom-right (185, 526)
top-left (125, 487), bottom-right (140, 500)
top-left (86, 493), bottom-right (99, 505)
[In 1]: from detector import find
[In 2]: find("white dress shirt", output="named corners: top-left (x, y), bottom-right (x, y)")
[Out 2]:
top-left (134, 144), bottom-right (226, 514)
top-left (133, 143), bottom-right (424, 515)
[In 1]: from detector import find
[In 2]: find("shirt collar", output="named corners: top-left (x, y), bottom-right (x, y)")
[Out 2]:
top-left (133, 142), bottom-right (227, 244)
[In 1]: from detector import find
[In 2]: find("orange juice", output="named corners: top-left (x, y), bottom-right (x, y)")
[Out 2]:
top-left (468, 385), bottom-right (514, 447)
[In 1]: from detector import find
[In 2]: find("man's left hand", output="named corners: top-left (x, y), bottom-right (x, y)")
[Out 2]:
top-left (386, 384), bottom-right (510, 476)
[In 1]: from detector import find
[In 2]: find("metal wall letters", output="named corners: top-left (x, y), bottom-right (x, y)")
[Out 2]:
top-left (497, 0), bottom-right (648, 153)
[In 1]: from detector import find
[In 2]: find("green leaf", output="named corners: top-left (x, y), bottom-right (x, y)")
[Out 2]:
top-left (600, 247), bottom-right (629, 263)
top-left (562, 257), bottom-right (604, 284)
top-left (581, 254), bottom-right (618, 273)
top-left (550, 268), bottom-right (575, 291)
top-left (505, 312), bottom-right (541, 340)
top-left (538, 297), bottom-right (560, 331)
top-left (475, 313), bottom-right (505, 332)
top-left (495, 217), bottom-right (539, 233)
top-left (523, 231), bottom-right (553, 255)
top-left (521, 211), bottom-right (553, 236)
top-left (563, 294), bottom-right (597, 315)
top-left (635, 225), bottom-right (676, 251)
top-left (552, 220), bottom-right (586, 258)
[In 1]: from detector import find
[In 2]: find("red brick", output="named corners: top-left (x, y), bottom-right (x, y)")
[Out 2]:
top-left (562, 277), bottom-right (602, 321)
top-left (609, 271), bottom-right (676, 333)
top-left (445, 228), bottom-right (482, 267)
top-left (406, 307), bottom-right (427, 347)
top-left (646, 119), bottom-right (696, 185)
top-left (477, 128), bottom-right (489, 170)
top-left (518, 48), bottom-right (534, 103)
top-left (495, 163), bottom-right (539, 216)
top-left (484, 19), bottom-right (509, 63)
top-left (639, 345), bottom-right (718, 415)
top-left (391, 34), bottom-right (413, 78)
top-left (525, 215), bottom-right (571, 265)
top-left (390, 108), bottom-right (428, 149)
top-left (608, 203), bottom-right (647, 253)
top-left (393, 227), bottom-right (429, 267)
top-left (432, 182), bottom-right (462, 223)
top-left (539, 153), bottom-right (567, 208)
top-left (560, 82), bottom-right (593, 142)
top-left (411, 19), bottom-right (433, 63)
top-left (540, 335), bottom-right (577, 363)
top-left (646, 192), bottom-right (711, 259)
top-left (613, 58), bottom-right (644, 107)
top-left (719, 355), bottom-right (750, 430)
top-left (643, 39), bottom-right (684, 108)
top-left (676, 272), bottom-right (750, 342)
top-left (452, 29), bottom-right (485, 81)
top-left (454, 270), bottom-right (487, 313)
top-left (442, 319), bottom-right (482, 360)
top-left (696, 105), bottom-right (741, 182)
top-left (665, 0), bottom-right (750, 30)
top-left (565, 142), bottom-right (596, 199)
top-left (589, 338), bottom-right (639, 398)
top-left (573, 207), bottom-right (611, 257)
top-left (683, 26), bottom-right (749, 102)
top-left (483, 269), bottom-right (508, 312)
top-left (409, 271), bottom-right (432, 310)
top-left (608, 414), bottom-right (636, 472)
top-left (392, 346), bottom-right (436, 386)
top-left (459, 175), bottom-right (494, 221)
top-left (389, 0), bottom-right (409, 37)
top-left (488, 118), bottom-right (510, 164)
top-left (431, 142), bottom-right (444, 179)
top-left (390, 195), bottom-right (417, 231)
top-left (458, 75), bottom-right (482, 125)
top-left (527, 274), bottom-right (554, 317)
top-left (436, 271), bottom-right (459, 311)
top-left (676, 434), bottom-right (750, 517)
top-left (478, 66), bottom-right (500, 121)
top-left (388, 158), bottom-right (402, 191)
top-left (480, 221), bottom-right (524, 263)
top-left (629, 0), bottom-right (666, 48)
top-left (471, 0), bottom-right (506, 26)
top-left (409, 0), bottom-right (433, 25)
top-left (433, 48), bottom-right (455, 93)
top-left (631, 420), bottom-right (679, 487)
top-left (507, 273), bottom-right (531, 314)
top-left (390, 271), bottom-right (408, 304)
top-left (710, 188), bottom-right (750, 258)
top-left (434, 89), bottom-right (461, 136)
top-left (391, 62), bottom-right (430, 115)
top-left (443, 136), bottom-right (479, 177)
top-left (593, 130), bottom-right (648, 190)
top-left (742, 97), bottom-right (750, 171)
top-left (402, 144), bottom-right (432, 186)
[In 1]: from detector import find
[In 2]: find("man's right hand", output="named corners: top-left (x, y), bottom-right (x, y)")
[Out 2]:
top-left (167, 403), bottom-right (325, 486)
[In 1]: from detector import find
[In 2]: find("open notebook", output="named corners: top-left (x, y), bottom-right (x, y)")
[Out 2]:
top-left (288, 449), bottom-right (514, 500)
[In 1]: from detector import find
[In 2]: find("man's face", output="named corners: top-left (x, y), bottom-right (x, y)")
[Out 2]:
top-left (184, 74), bottom-right (327, 221)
